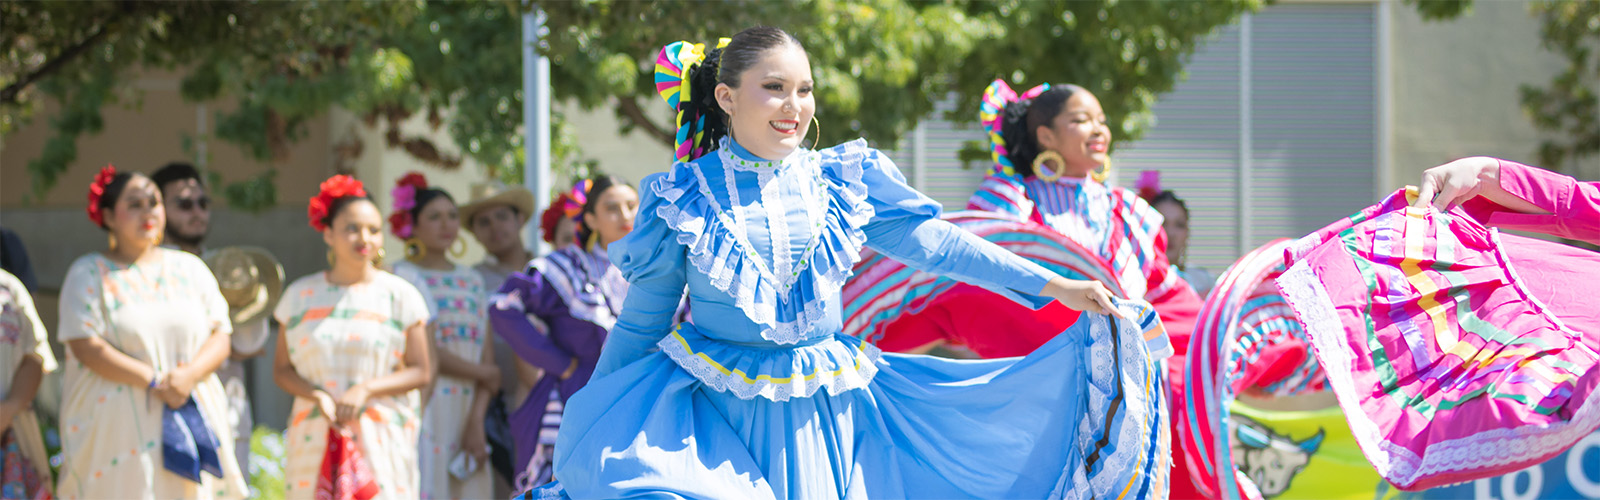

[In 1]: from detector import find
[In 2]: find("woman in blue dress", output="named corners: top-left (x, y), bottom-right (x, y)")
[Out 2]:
top-left (532, 26), bottom-right (1173, 500)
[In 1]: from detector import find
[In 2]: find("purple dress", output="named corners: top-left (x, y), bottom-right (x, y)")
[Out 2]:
top-left (488, 245), bottom-right (626, 491)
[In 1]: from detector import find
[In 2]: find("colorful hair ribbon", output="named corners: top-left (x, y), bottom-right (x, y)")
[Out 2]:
top-left (979, 79), bottom-right (1051, 179)
top-left (654, 38), bottom-right (730, 163)
top-left (566, 179), bottom-right (591, 220)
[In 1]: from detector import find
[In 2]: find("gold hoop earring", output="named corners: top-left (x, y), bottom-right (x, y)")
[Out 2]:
top-left (1091, 158), bottom-right (1111, 184)
top-left (809, 116), bottom-right (821, 149)
top-left (1032, 150), bottom-right (1066, 183)
top-left (372, 248), bottom-right (386, 267)
top-left (449, 238), bottom-right (468, 258)
top-left (108, 234), bottom-right (117, 251)
top-left (404, 238), bottom-right (427, 261)
top-left (153, 231), bottom-right (164, 247)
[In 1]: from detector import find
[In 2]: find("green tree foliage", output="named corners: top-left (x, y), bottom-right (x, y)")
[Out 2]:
top-left (2, 1), bottom-right (421, 207)
top-left (6, 0), bottom-right (1277, 207)
top-left (1522, 0), bottom-right (1599, 171)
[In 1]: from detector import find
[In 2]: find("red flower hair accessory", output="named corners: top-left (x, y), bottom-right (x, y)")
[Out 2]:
top-left (308, 175), bottom-right (368, 231)
top-left (539, 193), bottom-right (579, 244)
top-left (86, 164), bottom-right (118, 227)
top-left (388, 172), bottom-right (429, 239)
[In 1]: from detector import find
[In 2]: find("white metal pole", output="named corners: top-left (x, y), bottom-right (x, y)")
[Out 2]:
top-left (523, 8), bottom-right (553, 257)
top-left (1238, 14), bottom-right (1254, 257)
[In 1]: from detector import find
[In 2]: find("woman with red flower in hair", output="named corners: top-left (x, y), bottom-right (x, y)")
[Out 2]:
top-left (539, 189), bottom-right (584, 252)
top-left (57, 166), bottom-right (248, 498)
top-left (385, 172), bottom-right (498, 499)
top-left (271, 175), bottom-right (433, 500)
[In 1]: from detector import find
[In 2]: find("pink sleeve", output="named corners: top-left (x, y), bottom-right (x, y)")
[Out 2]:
top-left (1459, 159), bottom-right (1600, 245)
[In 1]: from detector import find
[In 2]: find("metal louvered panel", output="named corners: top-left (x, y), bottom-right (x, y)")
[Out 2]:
top-left (1247, 4), bottom-right (1378, 249)
top-left (883, 99), bottom-right (993, 211)
top-left (920, 100), bottom-right (992, 209)
top-left (1116, 24), bottom-right (1245, 271)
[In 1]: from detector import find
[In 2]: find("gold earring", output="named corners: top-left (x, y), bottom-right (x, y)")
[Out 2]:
top-left (153, 231), bottom-right (164, 247)
top-left (1092, 158), bottom-right (1111, 184)
top-left (586, 230), bottom-right (599, 251)
top-left (404, 238), bottom-right (427, 261)
top-left (1032, 150), bottom-right (1066, 183)
top-left (372, 248), bottom-right (386, 267)
top-left (108, 233), bottom-right (117, 251)
top-left (809, 116), bottom-right (821, 149)
top-left (449, 238), bottom-right (468, 258)
top-left (327, 249), bottom-right (335, 267)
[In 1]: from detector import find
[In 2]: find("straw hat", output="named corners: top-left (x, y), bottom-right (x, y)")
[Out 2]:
top-left (203, 246), bottom-right (285, 327)
top-left (459, 182), bottom-right (535, 227)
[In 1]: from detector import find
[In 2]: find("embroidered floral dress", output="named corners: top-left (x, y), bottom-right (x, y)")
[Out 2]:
top-left (392, 262), bottom-right (494, 499)
top-left (530, 139), bottom-right (1173, 499)
top-left (274, 271), bottom-right (429, 500)
top-left (0, 270), bottom-right (56, 499)
top-left (55, 249), bottom-right (247, 499)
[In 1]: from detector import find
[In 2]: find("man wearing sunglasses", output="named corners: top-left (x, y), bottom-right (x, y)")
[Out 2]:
top-left (150, 161), bottom-right (266, 474)
top-left (151, 162), bottom-right (213, 255)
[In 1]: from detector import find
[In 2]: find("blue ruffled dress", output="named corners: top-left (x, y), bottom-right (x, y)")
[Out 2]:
top-left (530, 138), bottom-right (1173, 499)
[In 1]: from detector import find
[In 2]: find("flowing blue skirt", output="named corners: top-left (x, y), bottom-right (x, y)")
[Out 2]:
top-left (527, 304), bottom-right (1171, 500)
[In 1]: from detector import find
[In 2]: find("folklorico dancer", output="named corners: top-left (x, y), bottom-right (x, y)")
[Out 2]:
top-left (1274, 158), bottom-right (1600, 491)
top-left (526, 27), bottom-right (1171, 499)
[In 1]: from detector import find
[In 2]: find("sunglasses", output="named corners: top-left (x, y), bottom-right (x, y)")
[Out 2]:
top-left (174, 196), bottom-right (211, 211)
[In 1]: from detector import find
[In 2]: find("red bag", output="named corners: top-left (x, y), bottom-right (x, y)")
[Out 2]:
top-left (316, 428), bottom-right (379, 500)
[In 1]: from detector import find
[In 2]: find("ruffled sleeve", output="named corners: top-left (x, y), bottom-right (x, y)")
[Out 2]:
top-left (593, 172), bottom-right (690, 378)
top-left (842, 142), bottom-right (1056, 309)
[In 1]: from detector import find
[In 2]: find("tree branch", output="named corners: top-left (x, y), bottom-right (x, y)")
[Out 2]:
top-left (614, 96), bottom-right (674, 147)
top-left (0, 19), bottom-right (120, 105)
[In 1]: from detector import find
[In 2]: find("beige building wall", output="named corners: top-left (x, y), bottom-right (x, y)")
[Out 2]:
top-left (1387, 0), bottom-right (1591, 189)
top-left (559, 99), bottom-right (675, 186)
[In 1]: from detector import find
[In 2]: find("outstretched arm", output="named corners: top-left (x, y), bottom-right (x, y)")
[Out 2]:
top-left (1415, 156), bottom-right (1599, 244)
